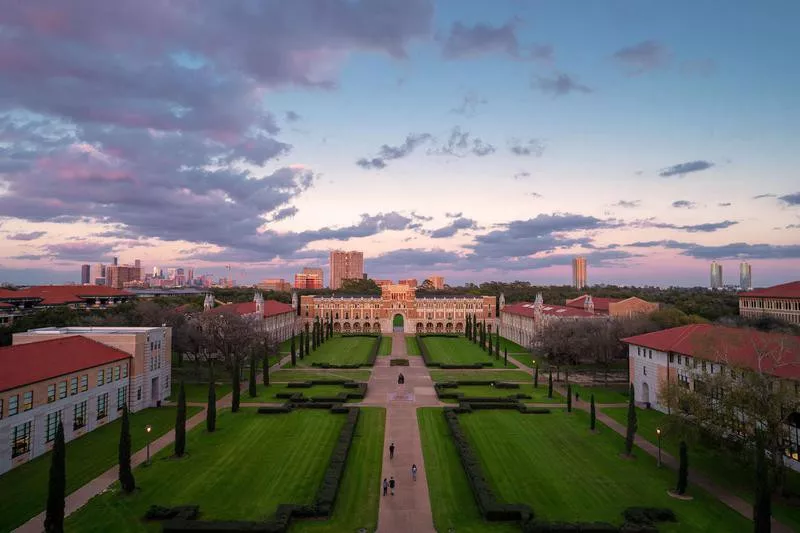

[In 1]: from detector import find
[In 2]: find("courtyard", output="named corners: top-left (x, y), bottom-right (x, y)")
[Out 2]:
top-left (286, 335), bottom-right (379, 367)
top-left (418, 335), bottom-right (510, 368)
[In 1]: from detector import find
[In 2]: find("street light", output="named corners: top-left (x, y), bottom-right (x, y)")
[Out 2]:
top-left (656, 428), bottom-right (662, 468)
top-left (145, 425), bottom-right (152, 466)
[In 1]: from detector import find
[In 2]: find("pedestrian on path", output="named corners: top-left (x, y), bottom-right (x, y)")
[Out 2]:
top-left (382, 478), bottom-right (388, 496)
top-left (389, 476), bottom-right (396, 495)
top-left (411, 464), bottom-right (418, 481)
top-left (389, 442), bottom-right (395, 459)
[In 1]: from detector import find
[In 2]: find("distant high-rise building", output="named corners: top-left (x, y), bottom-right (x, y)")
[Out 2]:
top-left (187, 267), bottom-right (194, 283)
top-left (294, 267), bottom-right (324, 289)
top-left (329, 250), bottom-right (364, 290)
top-left (429, 276), bottom-right (445, 290)
top-left (106, 260), bottom-right (141, 289)
top-left (134, 259), bottom-right (141, 269)
top-left (739, 262), bottom-right (752, 291)
top-left (112, 257), bottom-right (118, 266)
top-left (710, 261), bottom-right (723, 290)
top-left (152, 266), bottom-right (160, 278)
top-left (572, 257), bottom-right (587, 289)
top-left (80, 264), bottom-right (91, 285)
top-left (259, 278), bottom-right (292, 292)
top-left (91, 263), bottom-right (106, 285)
top-left (399, 278), bottom-right (418, 288)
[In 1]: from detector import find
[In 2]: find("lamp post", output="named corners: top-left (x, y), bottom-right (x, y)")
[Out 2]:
top-left (145, 425), bottom-right (152, 466)
top-left (656, 428), bottom-right (662, 468)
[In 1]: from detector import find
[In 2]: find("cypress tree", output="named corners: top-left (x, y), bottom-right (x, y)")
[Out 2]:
top-left (488, 331), bottom-right (493, 354)
top-left (299, 330), bottom-right (305, 359)
top-left (495, 330), bottom-right (500, 358)
top-left (118, 404), bottom-right (135, 493)
top-left (676, 441), bottom-right (689, 495)
top-left (175, 381), bottom-right (186, 456)
top-left (465, 315), bottom-right (471, 338)
top-left (304, 323), bottom-right (310, 354)
top-left (44, 421), bottom-right (65, 533)
top-left (231, 358), bottom-right (241, 413)
top-left (207, 364), bottom-right (216, 433)
top-left (290, 331), bottom-right (297, 366)
top-left (248, 352), bottom-right (257, 397)
top-left (567, 384), bottom-right (572, 412)
top-left (548, 371), bottom-right (553, 398)
top-left (534, 364), bottom-right (539, 388)
top-left (473, 320), bottom-right (478, 343)
top-left (753, 431), bottom-right (771, 533)
top-left (590, 394), bottom-right (596, 431)
top-left (624, 383), bottom-right (637, 456)
top-left (262, 351), bottom-right (270, 387)
top-left (504, 346), bottom-right (507, 366)
top-left (312, 321), bottom-right (317, 350)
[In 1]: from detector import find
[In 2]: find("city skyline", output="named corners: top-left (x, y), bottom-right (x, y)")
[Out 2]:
top-left (1, 1), bottom-right (799, 288)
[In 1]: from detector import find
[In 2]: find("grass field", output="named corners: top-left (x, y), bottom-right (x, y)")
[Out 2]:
top-left (496, 336), bottom-right (528, 353)
top-left (419, 336), bottom-right (506, 368)
top-left (289, 336), bottom-right (376, 367)
top-left (456, 410), bottom-right (750, 531)
top-left (169, 382), bottom-right (232, 403)
top-left (379, 336), bottom-right (393, 355)
top-left (293, 408), bottom-right (385, 532)
top-left (405, 335), bottom-right (421, 355)
top-left (271, 369), bottom-right (373, 382)
top-left (66, 409), bottom-right (346, 531)
top-left (0, 406), bottom-right (201, 532)
top-left (604, 407), bottom-right (800, 531)
top-left (241, 383), bottom-right (364, 403)
top-left (438, 383), bottom-right (563, 403)
top-left (571, 384), bottom-right (629, 404)
top-left (428, 369), bottom-right (533, 382)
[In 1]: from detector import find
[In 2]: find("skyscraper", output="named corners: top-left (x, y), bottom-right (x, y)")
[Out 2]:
top-left (572, 256), bottom-right (587, 289)
top-left (739, 262), bottom-right (752, 291)
top-left (710, 261), bottom-right (723, 289)
top-left (80, 264), bottom-right (90, 285)
top-left (329, 250), bottom-right (364, 290)
top-left (294, 267), bottom-right (324, 289)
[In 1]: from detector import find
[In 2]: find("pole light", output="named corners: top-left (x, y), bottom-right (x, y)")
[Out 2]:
top-left (656, 428), bottom-right (662, 468)
top-left (146, 424), bottom-right (152, 466)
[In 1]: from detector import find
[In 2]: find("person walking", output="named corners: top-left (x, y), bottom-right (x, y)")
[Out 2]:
top-left (389, 476), bottom-right (396, 496)
top-left (389, 442), bottom-right (395, 460)
top-left (382, 478), bottom-right (388, 497)
top-left (411, 464), bottom-right (418, 481)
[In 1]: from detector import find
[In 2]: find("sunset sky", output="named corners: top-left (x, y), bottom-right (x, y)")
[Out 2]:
top-left (1, 1), bottom-right (798, 288)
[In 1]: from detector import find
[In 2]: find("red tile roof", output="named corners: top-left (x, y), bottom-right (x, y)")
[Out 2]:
top-left (0, 285), bottom-right (134, 305)
top-left (207, 300), bottom-right (294, 318)
top-left (502, 302), bottom-right (596, 318)
top-left (622, 324), bottom-right (800, 380)
top-left (0, 336), bottom-right (132, 392)
top-left (739, 281), bottom-right (800, 298)
top-left (565, 294), bottom-right (622, 312)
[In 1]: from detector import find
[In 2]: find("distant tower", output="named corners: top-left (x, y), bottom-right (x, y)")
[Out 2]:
top-left (584, 295), bottom-right (594, 314)
top-left (113, 256), bottom-right (118, 266)
top-left (739, 262), bottom-right (752, 291)
top-left (533, 292), bottom-right (543, 309)
top-left (710, 261), bottom-right (723, 290)
top-left (572, 256), bottom-right (587, 289)
top-left (499, 293), bottom-right (506, 311)
top-left (203, 293), bottom-right (215, 311)
top-left (81, 264), bottom-right (91, 285)
top-left (254, 291), bottom-right (264, 315)
top-left (291, 291), bottom-right (298, 311)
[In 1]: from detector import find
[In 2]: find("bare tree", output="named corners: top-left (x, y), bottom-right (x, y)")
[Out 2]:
top-left (196, 309), bottom-right (259, 370)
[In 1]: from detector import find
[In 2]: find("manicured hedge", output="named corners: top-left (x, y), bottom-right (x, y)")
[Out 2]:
top-left (523, 521), bottom-right (619, 532)
top-left (622, 507), bottom-right (676, 525)
top-left (390, 358), bottom-right (409, 366)
top-left (145, 505), bottom-right (199, 521)
top-left (276, 383), bottom-right (367, 403)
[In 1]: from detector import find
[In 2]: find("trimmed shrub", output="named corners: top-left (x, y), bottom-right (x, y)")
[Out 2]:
top-left (523, 521), bottom-right (618, 532)
top-left (390, 358), bottom-right (410, 366)
top-left (494, 382), bottom-right (520, 389)
top-left (257, 405), bottom-right (291, 414)
top-left (287, 382), bottom-right (313, 388)
top-left (622, 507), bottom-right (676, 525)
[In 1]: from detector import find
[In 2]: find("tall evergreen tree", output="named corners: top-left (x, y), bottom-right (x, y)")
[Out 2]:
top-left (495, 330), bottom-right (500, 358)
top-left (534, 364), bottom-right (539, 388)
top-left (488, 331), bottom-right (493, 354)
top-left (465, 315), bottom-right (471, 338)
top-left (567, 384), bottom-right (573, 412)
top-left (312, 321), bottom-right (317, 350)
top-left (262, 350), bottom-right (270, 387)
top-left (676, 441), bottom-right (689, 495)
top-left (472, 319), bottom-right (478, 343)
top-left (231, 358), bottom-right (241, 413)
top-left (590, 394), bottom-right (596, 431)
top-left (624, 383), bottom-right (637, 456)
top-left (118, 404), bottom-right (135, 493)
top-left (290, 331), bottom-right (297, 366)
top-left (207, 364), bottom-right (216, 433)
top-left (753, 431), bottom-right (771, 533)
top-left (175, 381), bottom-right (186, 456)
top-left (304, 323), bottom-right (310, 354)
top-left (548, 371), bottom-right (553, 399)
top-left (299, 330), bottom-right (305, 359)
top-left (248, 352), bottom-right (257, 397)
top-left (503, 346), bottom-right (507, 365)
top-left (44, 421), bottom-right (65, 533)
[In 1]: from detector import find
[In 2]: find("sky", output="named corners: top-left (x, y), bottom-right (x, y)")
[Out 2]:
top-left (1, 0), bottom-right (799, 288)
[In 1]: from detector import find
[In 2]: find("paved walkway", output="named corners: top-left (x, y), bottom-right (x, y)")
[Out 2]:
top-left (361, 332), bottom-right (437, 533)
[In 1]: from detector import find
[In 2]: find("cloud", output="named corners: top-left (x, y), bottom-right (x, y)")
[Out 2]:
top-left (528, 192), bottom-right (543, 198)
top-left (11, 254), bottom-right (47, 261)
top-left (613, 200), bottom-right (640, 208)
top-left (533, 73), bottom-right (592, 96)
top-left (356, 133), bottom-right (433, 169)
top-left (631, 241), bottom-right (800, 260)
top-left (445, 212), bottom-right (462, 218)
top-left (430, 127), bottom-right (495, 158)
top-left (753, 194), bottom-right (775, 199)
top-left (42, 241), bottom-right (117, 261)
top-left (451, 93), bottom-right (487, 116)
top-left (778, 192), bottom-right (800, 206)
top-left (638, 219), bottom-right (738, 233)
top-left (513, 172), bottom-right (531, 180)
top-left (411, 211), bottom-right (433, 222)
top-left (613, 40), bottom-right (669, 74)
top-left (508, 138), bottom-right (545, 157)
top-left (285, 111), bottom-right (301, 122)
top-left (440, 21), bottom-right (551, 61)
top-left (658, 160), bottom-right (715, 177)
top-left (671, 200), bottom-right (696, 209)
top-left (7, 231), bottom-right (47, 241)
top-left (271, 206), bottom-right (298, 221)
top-left (718, 202), bottom-right (732, 207)
top-left (369, 248), bottom-right (463, 269)
top-left (429, 217), bottom-right (479, 238)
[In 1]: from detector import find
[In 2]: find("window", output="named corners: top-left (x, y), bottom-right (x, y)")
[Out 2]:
top-left (9, 394), bottom-right (19, 416)
top-left (117, 386), bottom-right (128, 410)
top-left (637, 347), bottom-right (641, 356)
top-left (122, 365), bottom-right (127, 379)
top-left (701, 361), bottom-right (707, 372)
top-left (73, 401), bottom-right (87, 430)
top-left (678, 374), bottom-right (690, 389)
top-left (113, 366), bottom-right (120, 381)
top-left (669, 353), bottom-right (674, 363)
top-left (45, 410), bottom-right (62, 442)
top-left (97, 369), bottom-right (104, 386)
top-left (648, 350), bottom-right (652, 359)
top-left (58, 381), bottom-right (67, 399)
top-left (643, 366), bottom-right (647, 376)
top-left (70, 377), bottom-right (78, 395)
top-left (106, 369), bottom-right (112, 384)
top-left (22, 391), bottom-right (33, 411)
top-left (48, 384), bottom-right (56, 403)
top-left (97, 393), bottom-right (108, 420)
top-left (80, 374), bottom-right (88, 392)
top-left (137, 387), bottom-right (142, 401)
top-left (12, 421), bottom-right (32, 457)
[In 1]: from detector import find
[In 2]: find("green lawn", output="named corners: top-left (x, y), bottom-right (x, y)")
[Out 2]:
top-left (439, 384), bottom-right (563, 403)
top-left (509, 353), bottom-right (538, 367)
top-left (405, 335), bottom-right (421, 355)
top-left (169, 382), bottom-right (232, 403)
top-left (571, 384), bottom-right (629, 404)
top-left (429, 369), bottom-right (533, 382)
top-left (418, 408), bottom-right (519, 533)
top-left (0, 406), bottom-right (201, 532)
top-left (241, 383), bottom-right (364, 403)
top-left (278, 335), bottom-right (296, 353)
top-left (458, 409), bottom-right (750, 531)
top-left (293, 408), bottom-right (385, 532)
top-left (271, 369), bottom-right (373, 382)
top-left (67, 409), bottom-right (345, 531)
top-left (288, 336), bottom-right (377, 367)
top-left (379, 336), bottom-right (393, 355)
top-left (419, 336), bottom-right (507, 368)
top-left (604, 407), bottom-right (800, 531)
top-left (496, 336), bottom-right (528, 353)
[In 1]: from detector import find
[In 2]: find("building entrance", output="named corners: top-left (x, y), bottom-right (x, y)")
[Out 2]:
top-left (392, 314), bottom-right (404, 332)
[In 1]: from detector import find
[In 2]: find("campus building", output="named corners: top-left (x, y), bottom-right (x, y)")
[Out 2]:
top-left (299, 283), bottom-right (496, 334)
top-left (500, 293), bottom-right (598, 349)
top-left (204, 292), bottom-right (297, 342)
top-left (564, 295), bottom-right (659, 317)
top-left (294, 268), bottom-right (324, 290)
top-left (329, 250), bottom-right (364, 290)
top-left (0, 285), bottom-right (135, 325)
top-left (738, 281), bottom-right (800, 325)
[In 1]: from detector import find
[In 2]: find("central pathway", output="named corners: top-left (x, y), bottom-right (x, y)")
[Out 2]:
top-left (362, 332), bottom-right (438, 533)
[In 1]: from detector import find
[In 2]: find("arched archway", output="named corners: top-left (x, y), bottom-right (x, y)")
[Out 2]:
top-left (393, 314), bottom-right (404, 332)
top-left (373, 322), bottom-right (381, 333)
top-left (642, 382), bottom-right (650, 405)
top-left (333, 322), bottom-right (341, 332)
top-left (353, 322), bottom-right (361, 332)
top-left (416, 322), bottom-right (423, 333)
top-left (445, 322), bottom-right (453, 333)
